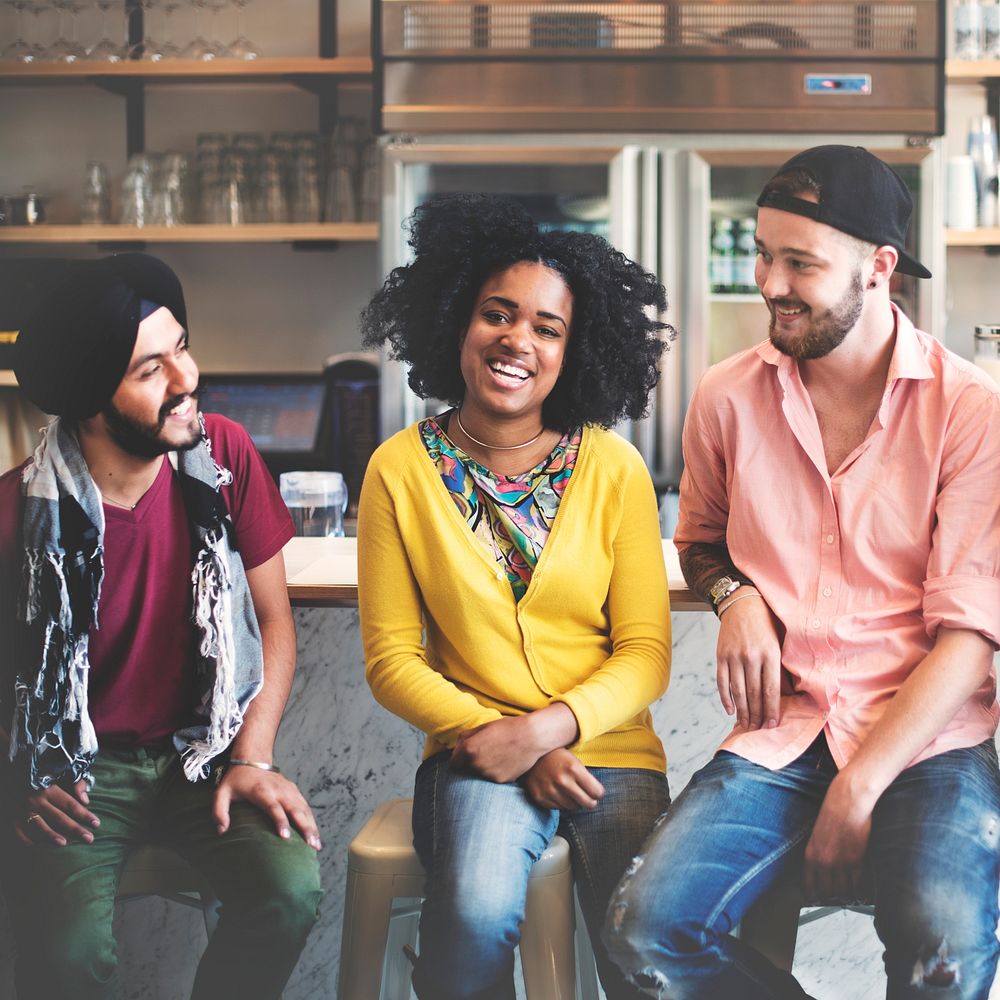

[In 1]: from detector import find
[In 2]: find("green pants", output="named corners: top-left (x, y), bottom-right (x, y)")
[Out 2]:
top-left (0, 746), bottom-right (322, 1000)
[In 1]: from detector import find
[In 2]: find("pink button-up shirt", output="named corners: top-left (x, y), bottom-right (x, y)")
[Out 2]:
top-left (675, 306), bottom-right (1000, 771)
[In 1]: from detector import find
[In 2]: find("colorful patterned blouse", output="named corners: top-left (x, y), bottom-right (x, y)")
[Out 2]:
top-left (419, 413), bottom-right (582, 601)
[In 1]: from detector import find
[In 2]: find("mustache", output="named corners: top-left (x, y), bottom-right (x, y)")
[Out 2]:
top-left (157, 387), bottom-right (200, 424)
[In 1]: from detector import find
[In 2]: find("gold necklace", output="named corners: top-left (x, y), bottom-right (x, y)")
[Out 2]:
top-left (100, 490), bottom-right (139, 511)
top-left (455, 409), bottom-right (544, 451)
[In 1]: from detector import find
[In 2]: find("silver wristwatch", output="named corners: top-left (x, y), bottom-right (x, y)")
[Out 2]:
top-left (708, 576), bottom-right (743, 611)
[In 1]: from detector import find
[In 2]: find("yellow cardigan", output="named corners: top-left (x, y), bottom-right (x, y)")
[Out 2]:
top-left (357, 422), bottom-right (672, 771)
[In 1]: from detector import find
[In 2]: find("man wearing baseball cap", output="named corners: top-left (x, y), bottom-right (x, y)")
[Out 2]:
top-left (0, 253), bottom-right (321, 999)
top-left (605, 146), bottom-right (1000, 997)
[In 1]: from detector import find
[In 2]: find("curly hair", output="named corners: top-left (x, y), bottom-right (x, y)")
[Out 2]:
top-left (361, 194), bottom-right (674, 431)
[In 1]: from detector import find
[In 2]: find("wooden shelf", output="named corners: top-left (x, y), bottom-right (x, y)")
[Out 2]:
top-left (945, 227), bottom-right (1000, 246)
top-left (0, 371), bottom-right (16, 388)
top-left (0, 223), bottom-right (379, 244)
top-left (945, 59), bottom-right (1000, 81)
top-left (0, 57), bottom-right (372, 86)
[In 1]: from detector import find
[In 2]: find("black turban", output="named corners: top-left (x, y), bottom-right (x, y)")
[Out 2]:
top-left (13, 253), bottom-right (188, 418)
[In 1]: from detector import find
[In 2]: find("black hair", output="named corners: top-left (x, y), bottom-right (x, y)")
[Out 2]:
top-left (361, 193), bottom-right (673, 431)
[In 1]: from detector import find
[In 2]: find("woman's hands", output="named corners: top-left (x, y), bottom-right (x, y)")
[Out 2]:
top-left (450, 703), bottom-right (579, 784)
top-left (450, 704), bottom-right (603, 812)
top-left (522, 749), bottom-right (605, 811)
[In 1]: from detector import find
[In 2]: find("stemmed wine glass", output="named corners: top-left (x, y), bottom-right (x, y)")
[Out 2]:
top-left (225, 0), bottom-right (259, 59)
top-left (49, 0), bottom-right (87, 61)
top-left (2, 0), bottom-right (34, 61)
top-left (201, 0), bottom-right (227, 57)
top-left (158, 0), bottom-right (183, 57)
top-left (180, 0), bottom-right (213, 59)
top-left (127, 0), bottom-right (165, 60)
top-left (86, 0), bottom-right (125, 60)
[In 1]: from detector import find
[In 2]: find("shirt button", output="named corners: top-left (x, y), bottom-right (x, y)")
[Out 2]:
top-left (826, 534), bottom-right (835, 544)
top-left (812, 618), bottom-right (822, 629)
top-left (496, 571), bottom-right (504, 580)
top-left (822, 587), bottom-right (832, 598)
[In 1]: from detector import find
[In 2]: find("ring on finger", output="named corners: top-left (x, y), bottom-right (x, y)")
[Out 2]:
top-left (26, 813), bottom-right (41, 825)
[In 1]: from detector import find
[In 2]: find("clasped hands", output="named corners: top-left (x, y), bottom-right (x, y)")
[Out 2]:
top-left (450, 706), bottom-right (604, 811)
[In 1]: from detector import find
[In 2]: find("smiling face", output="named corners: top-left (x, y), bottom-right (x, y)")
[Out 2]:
top-left (458, 260), bottom-right (573, 431)
top-left (100, 305), bottom-right (201, 458)
top-left (755, 204), bottom-right (870, 361)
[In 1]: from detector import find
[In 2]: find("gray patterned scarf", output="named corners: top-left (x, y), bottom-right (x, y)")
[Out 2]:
top-left (9, 415), bottom-right (263, 789)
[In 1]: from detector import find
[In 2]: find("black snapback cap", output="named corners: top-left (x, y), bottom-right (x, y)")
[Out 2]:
top-left (756, 145), bottom-right (931, 279)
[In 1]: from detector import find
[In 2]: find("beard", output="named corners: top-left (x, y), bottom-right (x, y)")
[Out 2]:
top-left (768, 269), bottom-right (865, 361)
top-left (103, 392), bottom-right (202, 459)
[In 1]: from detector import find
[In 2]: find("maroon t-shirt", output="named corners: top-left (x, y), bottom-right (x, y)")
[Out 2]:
top-left (0, 414), bottom-right (293, 746)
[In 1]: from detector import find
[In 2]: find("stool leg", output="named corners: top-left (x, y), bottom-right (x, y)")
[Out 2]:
top-left (338, 869), bottom-right (397, 1000)
top-left (739, 885), bottom-right (802, 973)
top-left (520, 870), bottom-right (577, 1000)
top-left (573, 890), bottom-right (600, 1000)
top-left (382, 900), bottom-right (421, 1000)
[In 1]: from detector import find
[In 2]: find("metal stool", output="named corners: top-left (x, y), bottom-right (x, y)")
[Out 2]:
top-left (337, 797), bottom-right (600, 1000)
top-left (117, 844), bottom-right (221, 936)
top-left (740, 883), bottom-right (874, 971)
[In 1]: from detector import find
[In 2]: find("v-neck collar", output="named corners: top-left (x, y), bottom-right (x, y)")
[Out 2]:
top-left (408, 421), bottom-right (590, 606)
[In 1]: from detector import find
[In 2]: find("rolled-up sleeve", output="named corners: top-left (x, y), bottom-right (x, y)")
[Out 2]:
top-left (674, 374), bottom-right (730, 554)
top-left (923, 383), bottom-right (1000, 648)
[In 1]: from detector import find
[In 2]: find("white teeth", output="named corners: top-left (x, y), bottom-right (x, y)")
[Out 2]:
top-left (169, 400), bottom-right (190, 416)
top-left (490, 362), bottom-right (529, 380)
top-left (776, 306), bottom-right (806, 316)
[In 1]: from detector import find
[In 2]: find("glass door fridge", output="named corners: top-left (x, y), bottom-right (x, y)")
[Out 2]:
top-left (378, 136), bottom-right (943, 488)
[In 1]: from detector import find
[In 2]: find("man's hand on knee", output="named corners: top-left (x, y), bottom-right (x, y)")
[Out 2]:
top-left (213, 766), bottom-right (322, 851)
top-left (15, 780), bottom-right (100, 847)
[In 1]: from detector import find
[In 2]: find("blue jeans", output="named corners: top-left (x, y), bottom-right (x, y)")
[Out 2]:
top-left (603, 736), bottom-right (1000, 1000)
top-left (411, 750), bottom-right (671, 1000)
top-left (0, 746), bottom-right (322, 1000)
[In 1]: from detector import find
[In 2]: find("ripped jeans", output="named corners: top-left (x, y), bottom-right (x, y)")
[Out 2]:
top-left (603, 736), bottom-right (1000, 1000)
top-left (410, 751), bottom-right (670, 1000)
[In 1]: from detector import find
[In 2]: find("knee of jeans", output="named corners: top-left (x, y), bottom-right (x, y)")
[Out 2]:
top-left (233, 853), bottom-right (322, 941)
top-left (880, 887), bottom-right (997, 993)
top-left (38, 924), bottom-right (117, 992)
top-left (603, 875), bottom-right (708, 994)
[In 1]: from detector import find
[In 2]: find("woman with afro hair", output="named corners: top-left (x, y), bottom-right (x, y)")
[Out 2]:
top-left (357, 193), bottom-right (674, 1000)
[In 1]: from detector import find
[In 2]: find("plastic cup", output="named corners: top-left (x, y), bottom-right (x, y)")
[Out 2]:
top-left (279, 471), bottom-right (347, 537)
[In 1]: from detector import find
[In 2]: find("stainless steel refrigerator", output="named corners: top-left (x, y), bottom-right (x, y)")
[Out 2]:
top-left (378, 134), bottom-right (943, 486)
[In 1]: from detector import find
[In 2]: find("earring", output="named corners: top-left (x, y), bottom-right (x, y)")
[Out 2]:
top-left (868, 280), bottom-right (877, 289)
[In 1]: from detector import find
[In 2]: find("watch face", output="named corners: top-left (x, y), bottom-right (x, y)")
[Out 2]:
top-left (710, 577), bottom-right (739, 604)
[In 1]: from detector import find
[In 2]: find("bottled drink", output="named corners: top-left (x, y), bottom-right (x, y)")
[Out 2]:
top-left (710, 218), bottom-right (735, 294)
top-left (983, 0), bottom-right (1000, 58)
top-left (968, 114), bottom-right (999, 228)
top-left (733, 217), bottom-right (758, 294)
top-left (954, 0), bottom-right (984, 58)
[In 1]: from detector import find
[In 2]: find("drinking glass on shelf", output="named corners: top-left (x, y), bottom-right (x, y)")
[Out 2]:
top-left (2, 0), bottom-right (35, 61)
top-left (127, 0), bottom-right (164, 60)
top-left (119, 153), bottom-right (154, 227)
top-left (180, 0), bottom-right (213, 58)
top-left (150, 152), bottom-right (189, 225)
top-left (26, 1), bottom-right (53, 61)
top-left (225, 0), bottom-right (259, 59)
top-left (50, 0), bottom-right (87, 61)
top-left (158, 0), bottom-right (183, 57)
top-left (80, 160), bottom-right (111, 223)
top-left (259, 148), bottom-right (288, 223)
top-left (201, 0), bottom-right (227, 57)
top-left (85, 0), bottom-right (125, 60)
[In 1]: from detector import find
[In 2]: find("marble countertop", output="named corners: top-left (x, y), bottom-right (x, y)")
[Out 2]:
top-left (283, 536), bottom-right (708, 611)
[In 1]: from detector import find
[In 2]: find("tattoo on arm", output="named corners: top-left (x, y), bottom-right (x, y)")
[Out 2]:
top-left (678, 542), bottom-right (744, 606)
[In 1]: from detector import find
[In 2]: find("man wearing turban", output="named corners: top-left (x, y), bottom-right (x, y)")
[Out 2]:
top-left (0, 253), bottom-right (322, 999)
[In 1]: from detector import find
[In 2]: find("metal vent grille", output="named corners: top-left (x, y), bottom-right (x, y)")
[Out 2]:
top-left (396, 1), bottom-right (922, 53)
